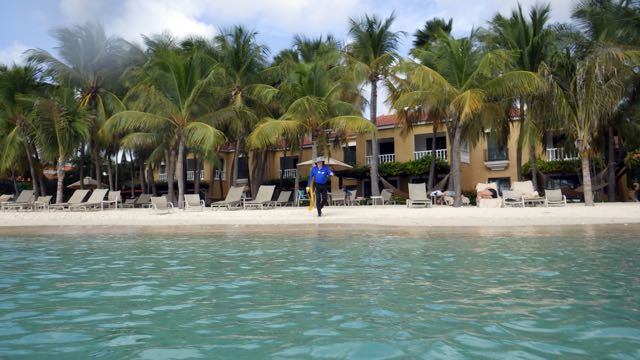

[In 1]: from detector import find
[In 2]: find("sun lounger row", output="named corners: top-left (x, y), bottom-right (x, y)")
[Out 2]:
top-left (477, 181), bottom-right (567, 208)
top-left (1, 189), bottom-right (124, 211)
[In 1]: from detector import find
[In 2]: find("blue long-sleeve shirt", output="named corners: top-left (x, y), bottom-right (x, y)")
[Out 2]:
top-left (307, 165), bottom-right (333, 186)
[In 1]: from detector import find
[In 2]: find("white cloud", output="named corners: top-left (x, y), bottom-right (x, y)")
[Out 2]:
top-left (0, 42), bottom-right (29, 65)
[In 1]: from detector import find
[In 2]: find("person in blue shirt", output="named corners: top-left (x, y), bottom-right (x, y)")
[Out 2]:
top-left (307, 157), bottom-right (334, 217)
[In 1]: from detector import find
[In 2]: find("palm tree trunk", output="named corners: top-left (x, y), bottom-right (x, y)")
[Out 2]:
top-left (369, 79), bottom-right (380, 196)
top-left (149, 165), bottom-right (157, 195)
top-left (92, 143), bottom-right (102, 188)
top-left (451, 122), bottom-right (463, 207)
top-left (516, 99), bottom-right (526, 181)
top-left (107, 155), bottom-right (114, 191)
top-left (177, 137), bottom-right (186, 209)
top-left (138, 156), bottom-right (146, 193)
top-left (581, 154), bottom-right (594, 206)
top-left (194, 155), bottom-right (201, 194)
top-left (56, 155), bottom-right (65, 204)
top-left (32, 147), bottom-right (47, 196)
top-left (22, 140), bottom-right (39, 196)
top-left (607, 124), bottom-right (616, 201)
top-left (209, 162), bottom-right (216, 200)
top-left (232, 141), bottom-right (240, 186)
top-left (10, 167), bottom-right (19, 196)
top-left (166, 149), bottom-right (176, 204)
top-left (129, 149), bottom-right (135, 198)
top-left (427, 128), bottom-right (438, 190)
top-left (529, 144), bottom-right (538, 190)
top-left (79, 143), bottom-right (86, 190)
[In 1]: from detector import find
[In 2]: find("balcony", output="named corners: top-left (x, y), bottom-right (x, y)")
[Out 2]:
top-left (280, 168), bottom-right (298, 178)
top-left (546, 148), bottom-right (578, 161)
top-left (214, 170), bottom-right (226, 180)
top-left (186, 170), bottom-right (205, 181)
top-left (484, 148), bottom-right (509, 171)
top-left (414, 149), bottom-right (448, 161)
top-left (159, 173), bottom-right (167, 182)
top-left (366, 154), bottom-right (396, 164)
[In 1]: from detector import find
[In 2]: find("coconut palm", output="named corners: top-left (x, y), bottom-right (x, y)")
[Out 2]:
top-left (0, 64), bottom-right (47, 195)
top-left (33, 86), bottom-right (90, 204)
top-left (412, 17), bottom-right (453, 49)
top-left (395, 32), bottom-right (543, 207)
top-left (347, 13), bottom-right (404, 196)
top-left (484, 3), bottom-right (555, 186)
top-left (27, 22), bottom-right (133, 187)
top-left (104, 44), bottom-right (225, 208)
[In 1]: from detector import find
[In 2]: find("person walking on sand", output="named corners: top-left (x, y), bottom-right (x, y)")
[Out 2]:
top-left (307, 157), bottom-right (334, 217)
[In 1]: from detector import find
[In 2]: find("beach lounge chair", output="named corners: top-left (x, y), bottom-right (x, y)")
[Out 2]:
top-left (101, 191), bottom-right (121, 209)
top-left (330, 190), bottom-right (347, 206)
top-left (406, 183), bottom-right (431, 208)
top-left (512, 180), bottom-right (545, 206)
top-left (502, 190), bottom-right (525, 207)
top-left (0, 194), bottom-right (13, 203)
top-left (211, 185), bottom-right (244, 210)
top-left (135, 194), bottom-right (152, 208)
top-left (476, 183), bottom-right (502, 208)
top-left (184, 194), bottom-right (205, 211)
top-left (274, 191), bottom-right (292, 207)
top-left (150, 196), bottom-right (174, 213)
top-left (346, 190), bottom-right (361, 206)
top-left (381, 189), bottom-right (396, 205)
top-left (297, 189), bottom-right (310, 206)
top-left (50, 189), bottom-right (90, 211)
top-left (545, 189), bottom-right (567, 207)
top-left (70, 189), bottom-right (109, 211)
top-left (33, 196), bottom-right (52, 211)
top-left (244, 185), bottom-right (276, 209)
top-left (1, 190), bottom-right (35, 211)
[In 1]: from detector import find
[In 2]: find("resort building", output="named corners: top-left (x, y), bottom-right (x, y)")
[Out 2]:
top-left (158, 113), bottom-right (583, 201)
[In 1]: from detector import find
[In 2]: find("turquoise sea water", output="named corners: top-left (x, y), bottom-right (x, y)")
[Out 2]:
top-left (0, 226), bottom-right (639, 359)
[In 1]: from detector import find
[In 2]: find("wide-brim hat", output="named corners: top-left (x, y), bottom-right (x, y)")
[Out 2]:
top-left (314, 157), bottom-right (325, 164)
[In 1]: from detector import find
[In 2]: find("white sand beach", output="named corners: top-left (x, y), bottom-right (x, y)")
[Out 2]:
top-left (0, 203), bottom-right (638, 234)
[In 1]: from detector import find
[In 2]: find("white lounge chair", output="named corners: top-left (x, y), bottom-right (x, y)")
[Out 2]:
top-left (150, 196), bottom-right (174, 213)
top-left (406, 183), bottom-right (431, 208)
top-left (101, 191), bottom-right (121, 209)
top-left (244, 185), bottom-right (276, 209)
top-left (211, 185), bottom-right (244, 210)
top-left (70, 189), bottom-right (109, 211)
top-left (33, 196), bottom-right (52, 211)
top-left (184, 194), bottom-right (205, 211)
top-left (50, 189), bottom-right (90, 211)
top-left (330, 190), bottom-right (347, 206)
top-left (274, 191), bottom-right (292, 207)
top-left (502, 190), bottom-right (525, 207)
top-left (476, 183), bottom-right (502, 208)
top-left (1, 190), bottom-right (35, 211)
top-left (545, 189), bottom-right (567, 207)
top-left (511, 180), bottom-right (545, 206)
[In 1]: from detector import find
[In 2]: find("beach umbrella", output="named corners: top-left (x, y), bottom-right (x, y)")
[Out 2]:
top-left (66, 176), bottom-right (106, 189)
top-left (296, 157), bottom-right (353, 169)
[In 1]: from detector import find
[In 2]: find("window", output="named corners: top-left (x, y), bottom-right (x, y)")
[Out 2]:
top-left (237, 156), bottom-right (249, 180)
top-left (280, 156), bottom-right (298, 170)
top-left (426, 136), bottom-right (447, 150)
top-left (460, 140), bottom-right (470, 164)
top-left (485, 131), bottom-right (508, 161)
top-left (343, 145), bottom-right (356, 165)
top-left (488, 177), bottom-right (511, 196)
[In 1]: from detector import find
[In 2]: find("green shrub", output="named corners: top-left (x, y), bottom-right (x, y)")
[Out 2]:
top-left (523, 157), bottom-right (604, 174)
top-left (338, 157), bottom-right (450, 178)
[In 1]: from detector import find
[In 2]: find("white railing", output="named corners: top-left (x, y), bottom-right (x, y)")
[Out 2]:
top-left (280, 168), bottom-right (298, 178)
top-left (186, 170), bottom-right (205, 181)
top-left (366, 154), bottom-right (396, 164)
top-left (159, 173), bottom-right (167, 182)
top-left (547, 148), bottom-right (578, 161)
top-left (414, 149), bottom-right (448, 161)
top-left (214, 170), bottom-right (226, 181)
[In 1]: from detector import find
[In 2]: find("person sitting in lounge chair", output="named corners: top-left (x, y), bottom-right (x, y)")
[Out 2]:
top-left (477, 186), bottom-right (498, 199)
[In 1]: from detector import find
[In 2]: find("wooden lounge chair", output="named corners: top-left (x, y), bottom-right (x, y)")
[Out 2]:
top-left (545, 189), bottom-right (567, 207)
top-left (244, 185), bottom-right (276, 209)
top-left (184, 194), bottom-right (205, 211)
top-left (502, 190), bottom-right (525, 207)
top-left (274, 191), bottom-right (292, 207)
top-left (101, 191), bottom-right (121, 209)
top-left (150, 196), bottom-right (174, 213)
top-left (1, 190), bottom-right (35, 211)
top-left (50, 189), bottom-right (90, 211)
top-left (70, 189), bottom-right (109, 211)
top-left (211, 185), bottom-right (244, 210)
top-left (406, 183), bottom-right (431, 208)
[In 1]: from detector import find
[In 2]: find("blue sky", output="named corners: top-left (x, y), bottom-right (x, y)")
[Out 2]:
top-left (1, 0), bottom-right (575, 65)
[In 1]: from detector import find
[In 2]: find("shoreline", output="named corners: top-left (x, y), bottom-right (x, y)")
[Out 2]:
top-left (1, 202), bottom-right (639, 235)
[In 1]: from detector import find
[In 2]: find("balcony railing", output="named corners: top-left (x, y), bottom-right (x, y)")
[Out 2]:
top-left (414, 149), bottom-right (448, 161)
top-left (366, 153), bottom-right (396, 164)
top-left (485, 148), bottom-right (509, 162)
top-left (214, 170), bottom-right (226, 180)
top-left (280, 168), bottom-right (298, 178)
top-left (186, 170), bottom-right (206, 181)
top-left (159, 173), bottom-right (167, 182)
top-left (546, 148), bottom-right (578, 161)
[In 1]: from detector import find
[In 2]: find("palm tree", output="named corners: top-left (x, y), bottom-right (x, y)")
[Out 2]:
top-left (484, 3), bottom-right (554, 187)
top-left (537, 47), bottom-right (635, 206)
top-left (413, 17), bottom-right (453, 49)
top-left (104, 44), bottom-right (225, 208)
top-left (33, 86), bottom-right (90, 204)
top-left (0, 64), bottom-right (46, 195)
top-left (395, 32), bottom-right (543, 207)
top-left (27, 22), bottom-right (133, 188)
top-left (347, 13), bottom-right (404, 197)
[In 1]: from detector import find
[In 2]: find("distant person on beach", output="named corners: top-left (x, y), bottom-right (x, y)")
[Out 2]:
top-left (307, 157), bottom-right (334, 217)
top-left (477, 186), bottom-right (498, 199)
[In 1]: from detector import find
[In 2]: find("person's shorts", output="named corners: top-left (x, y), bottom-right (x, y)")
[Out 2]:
top-left (488, 188), bottom-right (498, 198)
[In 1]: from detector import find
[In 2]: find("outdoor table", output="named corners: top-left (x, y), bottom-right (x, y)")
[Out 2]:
top-left (369, 196), bottom-right (383, 206)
